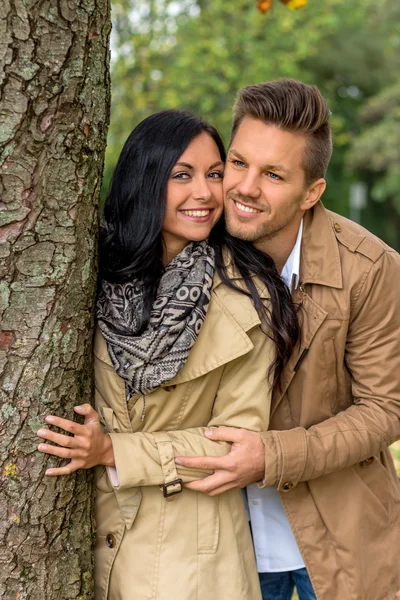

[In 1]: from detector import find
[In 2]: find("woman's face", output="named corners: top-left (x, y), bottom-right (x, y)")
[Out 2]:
top-left (162, 132), bottom-right (224, 261)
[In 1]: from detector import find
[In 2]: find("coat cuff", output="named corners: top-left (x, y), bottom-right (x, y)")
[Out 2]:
top-left (259, 428), bottom-right (308, 491)
top-left (107, 431), bottom-right (183, 497)
top-left (153, 432), bottom-right (183, 499)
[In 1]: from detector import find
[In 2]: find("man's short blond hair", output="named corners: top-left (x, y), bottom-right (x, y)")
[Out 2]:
top-left (232, 78), bottom-right (332, 185)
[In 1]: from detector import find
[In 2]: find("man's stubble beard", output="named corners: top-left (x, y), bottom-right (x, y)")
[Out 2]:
top-left (224, 192), bottom-right (303, 244)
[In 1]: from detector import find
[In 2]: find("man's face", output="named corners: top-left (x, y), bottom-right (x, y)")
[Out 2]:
top-left (223, 117), bottom-right (312, 245)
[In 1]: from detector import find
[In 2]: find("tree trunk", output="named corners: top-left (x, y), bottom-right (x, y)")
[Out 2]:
top-left (0, 0), bottom-right (110, 597)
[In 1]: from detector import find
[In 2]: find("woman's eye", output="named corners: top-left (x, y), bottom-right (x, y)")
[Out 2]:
top-left (208, 171), bottom-right (224, 180)
top-left (173, 172), bottom-right (190, 180)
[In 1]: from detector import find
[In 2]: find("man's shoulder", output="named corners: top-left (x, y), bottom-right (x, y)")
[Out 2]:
top-left (325, 209), bottom-right (398, 264)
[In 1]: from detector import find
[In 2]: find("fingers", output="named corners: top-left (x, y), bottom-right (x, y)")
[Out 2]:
top-left (44, 414), bottom-right (84, 435)
top-left (38, 442), bottom-right (75, 460)
top-left (74, 404), bottom-right (99, 425)
top-left (37, 428), bottom-right (77, 448)
top-left (175, 455), bottom-right (232, 471)
top-left (204, 426), bottom-right (246, 443)
top-left (184, 471), bottom-right (238, 496)
top-left (184, 473), bottom-right (225, 493)
top-left (45, 463), bottom-right (79, 476)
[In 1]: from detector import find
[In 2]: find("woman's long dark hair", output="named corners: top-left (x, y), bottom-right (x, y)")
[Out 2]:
top-left (211, 220), bottom-right (299, 389)
top-left (100, 108), bottom-right (298, 385)
top-left (99, 109), bottom-right (226, 330)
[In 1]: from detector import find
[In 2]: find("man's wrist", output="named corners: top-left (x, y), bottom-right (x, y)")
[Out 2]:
top-left (258, 430), bottom-right (280, 488)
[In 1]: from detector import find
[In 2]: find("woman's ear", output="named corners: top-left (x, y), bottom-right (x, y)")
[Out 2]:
top-left (300, 178), bottom-right (326, 211)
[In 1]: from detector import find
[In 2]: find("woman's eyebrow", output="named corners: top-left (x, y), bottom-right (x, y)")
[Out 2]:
top-left (175, 162), bottom-right (193, 169)
top-left (174, 160), bottom-right (224, 169)
top-left (209, 161), bottom-right (224, 169)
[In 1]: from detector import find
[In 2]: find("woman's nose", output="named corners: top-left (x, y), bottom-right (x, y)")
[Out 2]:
top-left (193, 178), bottom-right (213, 202)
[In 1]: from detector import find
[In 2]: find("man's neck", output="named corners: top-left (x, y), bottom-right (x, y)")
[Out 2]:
top-left (254, 217), bottom-right (302, 273)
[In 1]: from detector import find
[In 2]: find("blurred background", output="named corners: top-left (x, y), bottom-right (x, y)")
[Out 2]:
top-left (103, 0), bottom-right (400, 250)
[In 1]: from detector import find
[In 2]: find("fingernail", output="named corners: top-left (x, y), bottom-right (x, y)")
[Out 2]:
top-left (46, 469), bottom-right (54, 476)
top-left (38, 443), bottom-right (46, 450)
top-left (205, 429), bottom-right (213, 438)
top-left (45, 416), bottom-right (54, 423)
top-left (175, 459), bottom-right (183, 465)
top-left (37, 429), bottom-right (46, 436)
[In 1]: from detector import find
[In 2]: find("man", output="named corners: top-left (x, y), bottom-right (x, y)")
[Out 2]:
top-left (175, 79), bottom-right (400, 600)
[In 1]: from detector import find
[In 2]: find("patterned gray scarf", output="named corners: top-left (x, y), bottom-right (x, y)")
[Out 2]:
top-left (96, 241), bottom-right (215, 396)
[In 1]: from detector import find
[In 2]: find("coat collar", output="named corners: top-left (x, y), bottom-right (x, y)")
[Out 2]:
top-left (170, 282), bottom-right (261, 385)
top-left (300, 201), bottom-right (343, 289)
top-left (95, 270), bottom-right (263, 387)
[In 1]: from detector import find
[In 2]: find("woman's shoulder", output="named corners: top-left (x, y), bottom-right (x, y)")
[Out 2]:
top-left (210, 252), bottom-right (269, 333)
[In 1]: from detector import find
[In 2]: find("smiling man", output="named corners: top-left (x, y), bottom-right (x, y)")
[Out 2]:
top-left (176, 79), bottom-right (400, 600)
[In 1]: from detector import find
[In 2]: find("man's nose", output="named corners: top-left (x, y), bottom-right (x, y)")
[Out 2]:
top-left (236, 172), bottom-right (261, 199)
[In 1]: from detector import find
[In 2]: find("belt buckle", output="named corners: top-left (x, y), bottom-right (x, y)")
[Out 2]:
top-left (162, 479), bottom-right (183, 498)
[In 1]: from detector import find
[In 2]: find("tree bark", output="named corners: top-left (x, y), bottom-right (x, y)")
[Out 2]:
top-left (0, 0), bottom-right (110, 597)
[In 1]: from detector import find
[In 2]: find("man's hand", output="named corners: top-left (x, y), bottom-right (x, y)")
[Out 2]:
top-left (175, 427), bottom-right (265, 496)
top-left (37, 404), bottom-right (115, 476)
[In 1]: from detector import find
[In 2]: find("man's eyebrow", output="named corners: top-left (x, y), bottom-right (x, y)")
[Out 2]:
top-left (228, 149), bottom-right (288, 174)
top-left (262, 163), bottom-right (288, 173)
top-left (228, 149), bottom-right (246, 162)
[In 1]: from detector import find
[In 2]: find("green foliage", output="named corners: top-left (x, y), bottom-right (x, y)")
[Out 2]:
top-left (105, 0), bottom-right (400, 248)
top-left (349, 82), bottom-right (400, 206)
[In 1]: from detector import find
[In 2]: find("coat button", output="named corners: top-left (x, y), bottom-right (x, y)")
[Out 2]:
top-left (163, 385), bottom-right (176, 392)
top-left (298, 283), bottom-right (306, 294)
top-left (106, 534), bottom-right (116, 548)
top-left (282, 482), bottom-right (294, 492)
top-left (334, 222), bottom-right (342, 233)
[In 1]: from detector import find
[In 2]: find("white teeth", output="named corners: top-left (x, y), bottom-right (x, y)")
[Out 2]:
top-left (235, 201), bottom-right (261, 214)
top-left (181, 210), bottom-right (210, 217)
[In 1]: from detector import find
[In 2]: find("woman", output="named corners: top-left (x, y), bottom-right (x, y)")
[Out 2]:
top-left (37, 110), bottom-right (298, 599)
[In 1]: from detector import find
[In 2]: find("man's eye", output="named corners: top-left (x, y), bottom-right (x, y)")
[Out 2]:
top-left (267, 172), bottom-right (280, 180)
top-left (232, 159), bottom-right (245, 168)
top-left (208, 171), bottom-right (224, 179)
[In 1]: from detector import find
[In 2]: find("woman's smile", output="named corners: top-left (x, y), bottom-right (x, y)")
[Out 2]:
top-left (179, 207), bottom-right (216, 222)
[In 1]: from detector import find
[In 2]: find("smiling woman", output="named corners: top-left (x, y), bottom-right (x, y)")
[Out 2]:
top-left (36, 109), bottom-right (299, 600)
top-left (163, 131), bottom-right (224, 264)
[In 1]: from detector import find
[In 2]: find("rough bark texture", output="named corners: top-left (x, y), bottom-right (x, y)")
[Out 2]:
top-left (0, 0), bottom-right (110, 597)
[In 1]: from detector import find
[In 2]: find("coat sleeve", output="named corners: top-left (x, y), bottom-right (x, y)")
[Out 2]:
top-left (108, 326), bottom-right (273, 490)
top-left (259, 250), bottom-right (400, 491)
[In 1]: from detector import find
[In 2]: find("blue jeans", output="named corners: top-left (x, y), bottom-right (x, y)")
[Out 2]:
top-left (259, 568), bottom-right (317, 600)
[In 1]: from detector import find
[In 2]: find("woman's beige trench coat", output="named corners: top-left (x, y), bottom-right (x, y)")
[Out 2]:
top-left (94, 273), bottom-right (274, 600)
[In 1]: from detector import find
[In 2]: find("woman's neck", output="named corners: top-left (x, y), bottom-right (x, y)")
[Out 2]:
top-left (162, 238), bottom-right (188, 266)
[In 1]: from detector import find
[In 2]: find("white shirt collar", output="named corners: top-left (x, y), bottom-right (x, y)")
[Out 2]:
top-left (280, 219), bottom-right (303, 292)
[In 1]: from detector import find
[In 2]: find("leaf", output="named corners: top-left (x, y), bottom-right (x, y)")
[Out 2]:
top-left (257, 0), bottom-right (273, 13)
top-left (280, 0), bottom-right (308, 9)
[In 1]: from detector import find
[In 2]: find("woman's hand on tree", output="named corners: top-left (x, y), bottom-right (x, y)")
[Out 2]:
top-left (37, 404), bottom-right (115, 476)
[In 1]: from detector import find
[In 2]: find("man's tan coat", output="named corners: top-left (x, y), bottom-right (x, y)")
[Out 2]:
top-left (261, 201), bottom-right (400, 600)
top-left (94, 278), bottom-right (274, 599)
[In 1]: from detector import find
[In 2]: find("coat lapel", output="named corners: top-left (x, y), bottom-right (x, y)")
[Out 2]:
top-left (271, 202), bottom-right (343, 418)
top-left (170, 286), bottom-right (261, 385)
top-left (271, 291), bottom-right (328, 417)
